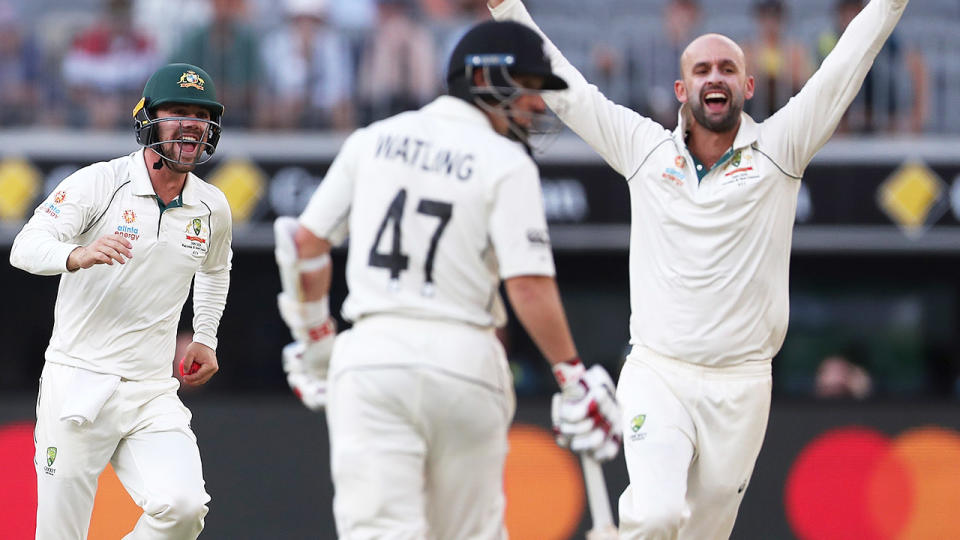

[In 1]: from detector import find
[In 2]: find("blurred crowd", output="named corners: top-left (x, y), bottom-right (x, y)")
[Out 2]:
top-left (589, 0), bottom-right (932, 133)
top-left (0, 0), bottom-right (945, 132)
top-left (0, 0), bottom-right (487, 130)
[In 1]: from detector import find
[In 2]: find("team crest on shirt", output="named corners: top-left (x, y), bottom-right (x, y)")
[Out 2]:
top-left (182, 217), bottom-right (209, 256)
top-left (719, 148), bottom-right (760, 189)
top-left (629, 414), bottom-right (647, 442)
top-left (44, 446), bottom-right (57, 475)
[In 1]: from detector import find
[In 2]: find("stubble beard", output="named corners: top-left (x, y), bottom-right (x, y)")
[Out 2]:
top-left (690, 97), bottom-right (743, 133)
top-left (158, 141), bottom-right (199, 172)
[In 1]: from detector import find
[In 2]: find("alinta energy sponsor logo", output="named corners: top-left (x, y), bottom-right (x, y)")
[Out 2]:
top-left (115, 225), bottom-right (140, 241)
top-left (662, 156), bottom-right (686, 187)
top-left (43, 191), bottom-right (67, 218)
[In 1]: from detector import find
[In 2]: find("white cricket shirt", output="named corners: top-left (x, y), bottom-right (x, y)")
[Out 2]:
top-left (493, 0), bottom-right (907, 366)
top-left (10, 149), bottom-right (232, 380)
top-left (300, 95), bottom-right (555, 328)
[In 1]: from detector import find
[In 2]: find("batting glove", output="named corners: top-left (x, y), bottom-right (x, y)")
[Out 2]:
top-left (551, 360), bottom-right (623, 462)
top-left (281, 316), bottom-right (336, 411)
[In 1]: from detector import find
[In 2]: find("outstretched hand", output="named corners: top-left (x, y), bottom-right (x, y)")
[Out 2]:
top-left (179, 342), bottom-right (219, 386)
top-left (67, 234), bottom-right (133, 271)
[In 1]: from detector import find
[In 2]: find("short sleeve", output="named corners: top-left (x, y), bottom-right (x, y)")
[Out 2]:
top-left (298, 131), bottom-right (363, 246)
top-left (488, 159), bottom-right (555, 279)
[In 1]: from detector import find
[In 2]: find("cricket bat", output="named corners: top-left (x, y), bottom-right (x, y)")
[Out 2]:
top-left (581, 455), bottom-right (618, 540)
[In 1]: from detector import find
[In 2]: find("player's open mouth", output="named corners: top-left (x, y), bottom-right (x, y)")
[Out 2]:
top-left (703, 91), bottom-right (729, 113)
top-left (179, 135), bottom-right (200, 155)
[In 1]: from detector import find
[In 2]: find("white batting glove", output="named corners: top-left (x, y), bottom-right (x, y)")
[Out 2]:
top-left (280, 316), bottom-right (336, 411)
top-left (551, 360), bottom-right (623, 462)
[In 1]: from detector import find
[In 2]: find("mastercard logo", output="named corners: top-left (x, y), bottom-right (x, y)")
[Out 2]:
top-left (785, 425), bottom-right (960, 540)
top-left (1, 421), bottom-right (585, 539)
top-left (0, 422), bottom-right (141, 539)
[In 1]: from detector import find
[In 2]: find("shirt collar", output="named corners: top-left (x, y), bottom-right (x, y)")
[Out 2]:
top-left (421, 95), bottom-right (495, 129)
top-left (129, 148), bottom-right (200, 205)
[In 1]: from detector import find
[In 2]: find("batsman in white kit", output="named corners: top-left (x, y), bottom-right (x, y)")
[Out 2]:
top-left (489, 0), bottom-right (911, 537)
top-left (10, 63), bottom-right (232, 539)
top-left (274, 20), bottom-right (622, 539)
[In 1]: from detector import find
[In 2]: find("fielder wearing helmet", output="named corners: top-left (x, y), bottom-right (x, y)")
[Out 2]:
top-left (133, 63), bottom-right (224, 168)
top-left (445, 20), bottom-right (568, 152)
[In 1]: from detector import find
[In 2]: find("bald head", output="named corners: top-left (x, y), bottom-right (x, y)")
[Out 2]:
top-left (680, 33), bottom-right (746, 75)
top-left (674, 33), bottom-right (753, 133)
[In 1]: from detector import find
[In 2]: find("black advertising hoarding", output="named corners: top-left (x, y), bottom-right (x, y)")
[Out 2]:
top-left (2, 132), bottom-right (960, 251)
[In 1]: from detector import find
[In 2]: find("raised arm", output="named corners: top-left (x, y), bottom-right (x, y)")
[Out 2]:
top-left (767, 0), bottom-right (909, 173)
top-left (488, 0), bottom-right (664, 177)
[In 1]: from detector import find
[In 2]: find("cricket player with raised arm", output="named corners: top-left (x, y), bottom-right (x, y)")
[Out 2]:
top-left (10, 63), bottom-right (232, 539)
top-left (489, 0), bottom-right (911, 538)
top-left (273, 20), bottom-right (622, 539)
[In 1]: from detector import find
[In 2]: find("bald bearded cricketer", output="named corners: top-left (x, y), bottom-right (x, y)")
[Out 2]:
top-left (488, 0), bottom-right (910, 537)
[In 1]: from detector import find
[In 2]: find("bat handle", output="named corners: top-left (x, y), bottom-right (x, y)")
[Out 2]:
top-left (581, 455), bottom-right (616, 534)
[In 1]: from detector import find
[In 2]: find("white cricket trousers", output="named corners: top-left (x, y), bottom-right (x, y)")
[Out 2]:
top-left (34, 362), bottom-right (210, 539)
top-left (325, 316), bottom-right (516, 540)
top-left (617, 346), bottom-right (772, 540)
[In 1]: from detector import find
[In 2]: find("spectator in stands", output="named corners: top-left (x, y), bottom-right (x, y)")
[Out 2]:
top-left (817, 0), bottom-right (928, 133)
top-left (436, 0), bottom-right (491, 81)
top-left (634, 0), bottom-right (703, 129)
top-left (259, 0), bottom-right (355, 130)
top-left (815, 354), bottom-right (873, 399)
top-left (356, 0), bottom-right (438, 124)
top-left (61, 0), bottom-right (160, 129)
top-left (171, 0), bottom-right (261, 127)
top-left (0, 1), bottom-right (41, 126)
top-left (133, 0), bottom-right (212, 60)
top-left (743, 0), bottom-right (812, 121)
top-left (326, 0), bottom-right (376, 85)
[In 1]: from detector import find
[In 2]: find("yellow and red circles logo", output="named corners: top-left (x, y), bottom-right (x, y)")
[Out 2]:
top-left (53, 191), bottom-right (66, 204)
top-left (122, 209), bottom-right (136, 223)
top-left (786, 426), bottom-right (960, 540)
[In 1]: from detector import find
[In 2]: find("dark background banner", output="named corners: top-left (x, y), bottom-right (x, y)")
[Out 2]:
top-left (3, 396), bottom-right (959, 539)
top-left (9, 156), bottom-right (960, 228)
